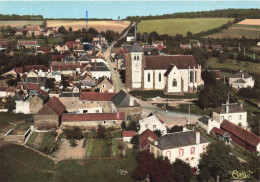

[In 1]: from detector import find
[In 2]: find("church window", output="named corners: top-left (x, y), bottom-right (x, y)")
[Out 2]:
top-left (190, 71), bottom-right (193, 83)
top-left (148, 73), bottom-right (151, 82)
top-left (134, 54), bottom-right (136, 60)
top-left (159, 73), bottom-right (161, 82)
top-left (172, 78), bottom-right (177, 87)
top-left (137, 54), bottom-right (139, 60)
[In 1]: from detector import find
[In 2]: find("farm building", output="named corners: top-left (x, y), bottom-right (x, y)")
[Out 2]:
top-left (229, 70), bottom-right (255, 90)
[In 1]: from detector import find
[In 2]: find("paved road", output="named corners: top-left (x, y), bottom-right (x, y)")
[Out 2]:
top-left (104, 23), bottom-right (135, 92)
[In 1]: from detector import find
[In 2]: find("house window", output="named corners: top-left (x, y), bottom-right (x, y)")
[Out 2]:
top-left (145, 124), bottom-right (148, 128)
top-left (97, 102), bottom-right (100, 104)
top-left (153, 125), bottom-right (156, 130)
top-left (159, 73), bottom-right (161, 82)
top-left (113, 121), bottom-right (116, 124)
top-left (239, 115), bottom-right (242, 120)
top-left (104, 121), bottom-right (106, 124)
top-left (191, 147), bottom-right (195, 154)
top-left (221, 116), bottom-right (224, 121)
top-left (179, 149), bottom-right (184, 157)
top-left (190, 71), bottom-right (193, 83)
top-left (148, 73), bottom-right (151, 82)
top-left (137, 55), bottom-right (139, 60)
top-left (134, 54), bottom-right (136, 60)
top-left (96, 110), bottom-right (99, 113)
top-left (102, 84), bottom-right (105, 88)
top-left (166, 151), bottom-right (171, 160)
top-left (83, 110), bottom-right (88, 113)
top-left (228, 116), bottom-right (232, 120)
top-left (172, 78), bottom-right (177, 87)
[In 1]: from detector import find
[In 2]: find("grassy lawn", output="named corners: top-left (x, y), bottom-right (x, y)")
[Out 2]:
top-left (38, 132), bottom-right (56, 153)
top-left (0, 143), bottom-right (138, 182)
top-left (130, 90), bottom-right (198, 100)
top-left (0, 112), bottom-right (32, 133)
top-left (205, 57), bottom-right (260, 75)
top-left (26, 132), bottom-right (38, 146)
top-left (206, 24), bottom-right (260, 39)
top-left (138, 18), bottom-right (233, 36)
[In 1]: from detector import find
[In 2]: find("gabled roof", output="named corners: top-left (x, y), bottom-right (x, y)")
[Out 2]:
top-left (111, 90), bottom-right (140, 107)
top-left (123, 131), bottom-right (137, 138)
top-left (46, 96), bottom-right (66, 116)
top-left (214, 103), bottom-right (245, 114)
top-left (15, 67), bottom-right (23, 73)
top-left (221, 120), bottom-right (260, 147)
top-left (78, 54), bottom-right (91, 61)
top-left (129, 43), bottom-right (143, 53)
top-left (211, 127), bottom-right (228, 136)
top-left (140, 129), bottom-right (158, 150)
top-left (16, 82), bottom-right (40, 90)
top-left (0, 87), bottom-right (7, 92)
top-left (51, 55), bottom-right (67, 61)
top-left (144, 55), bottom-right (197, 70)
top-left (61, 112), bottom-right (125, 122)
top-left (79, 92), bottom-right (116, 101)
top-left (65, 41), bottom-right (80, 48)
top-left (164, 64), bottom-right (175, 77)
top-left (37, 89), bottom-right (49, 101)
top-left (230, 70), bottom-right (252, 79)
top-left (154, 131), bottom-right (209, 150)
top-left (97, 76), bottom-right (113, 85)
top-left (24, 65), bottom-right (45, 73)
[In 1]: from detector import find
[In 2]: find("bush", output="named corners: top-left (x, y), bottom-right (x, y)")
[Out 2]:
top-left (64, 127), bottom-right (84, 140)
top-left (69, 139), bottom-right (77, 147)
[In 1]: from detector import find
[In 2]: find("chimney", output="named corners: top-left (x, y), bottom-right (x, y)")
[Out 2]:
top-left (196, 132), bottom-right (200, 144)
top-left (240, 102), bottom-right (243, 108)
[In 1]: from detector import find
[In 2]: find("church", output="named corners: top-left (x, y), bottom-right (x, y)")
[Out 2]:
top-left (125, 43), bottom-right (204, 94)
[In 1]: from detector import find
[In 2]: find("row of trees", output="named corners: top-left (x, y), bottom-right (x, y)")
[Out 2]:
top-left (0, 14), bottom-right (43, 20)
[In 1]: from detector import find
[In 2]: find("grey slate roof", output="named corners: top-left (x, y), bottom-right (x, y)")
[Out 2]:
top-left (129, 43), bottom-right (143, 53)
top-left (234, 79), bottom-right (246, 83)
top-left (154, 131), bottom-right (210, 150)
top-left (230, 70), bottom-right (251, 79)
top-left (78, 54), bottom-right (91, 61)
top-left (198, 115), bottom-right (211, 125)
top-left (60, 92), bottom-right (80, 97)
top-left (111, 90), bottom-right (140, 107)
top-left (214, 103), bottom-right (245, 114)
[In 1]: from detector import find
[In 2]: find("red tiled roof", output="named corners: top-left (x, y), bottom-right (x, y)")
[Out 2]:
top-left (26, 26), bottom-right (40, 31)
top-left (6, 87), bottom-right (16, 92)
top-left (46, 96), bottom-right (66, 116)
top-left (51, 55), bottom-right (66, 61)
top-left (24, 65), bottom-right (44, 73)
top-left (123, 131), bottom-right (136, 138)
top-left (0, 87), bottom-right (7, 92)
top-left (16, 82), bottom-right (40, 90)
top-left (15, 67), bottom-right (23, 73)
top-left (156, 45), bottom-right (164, 51)
top-left (0, 41), bottom-right (9, 46)
top-left (211, 127), bottom-right (227, 136)
top-left (17, 41), bottom-right (37, 46)
top-left (65, 41), bottom-right (80, 49)
top-left (37, 89), bottom-right (49, 98)
top-left (221, 120), bottom-right (260, 147)
top-left (144, 55), bottom-right (197, 70)
top-left (61, 112), bottom-right (125, 122)
top-left (37, 47), bottom-right (51, 52)
top-left (140, 129), bottom-right (158, 150)
top-left (79, 92), bottom-right (116, 101)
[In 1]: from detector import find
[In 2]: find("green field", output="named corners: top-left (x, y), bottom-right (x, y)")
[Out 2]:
top-left (0, 143), bottom-right (137, 182)
top-left (207, 24), bottom-right (260, 39)
top-left (0, 20), bottom-right (43, 28)
top-left (137, 18), bottom-right (234, 36)
top-left (205, 57), bottom-right (260, 75)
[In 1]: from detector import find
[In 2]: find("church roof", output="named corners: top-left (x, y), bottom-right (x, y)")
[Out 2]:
top-left (129, 43), bottom-right (143, 53)
top-left (230, 70), bottom-right (251, 79)
top-left (144, 55), bottom-right (197, 70)
top-left (164, 64), bottom-right (175, 77)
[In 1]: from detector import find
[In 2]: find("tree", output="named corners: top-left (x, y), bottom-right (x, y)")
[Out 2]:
top-left (58, 26), bottom-right (67, 34)
top-left (153, 129), bottom-right (162, 137)
top-left (61, 80), bottom-right (69, 89)
top-left (130, 134), bottom-right (140, 146)
top-left (5, 96), bottom-right (16, 113)
top-left (121, 121), bottom-right (126, 130)
top-left (22, 30), bottom-right (27, 37)
top-left (97, 124), bottom-right (105, 139)
top-left (69, 27), bottom-right (73, 33)
top-left (172, 159), bottom-right (193, 182)
top-left (170, 125), bottom-right (183, 133)
top-left (198, 142), bottom-right (242, 181)
top-left (201, 70), bottom-right (217, 86)
top-left (198, 167), bottom-right (213, 182)
top-left (127, 121), bottom-right (139, 132)
top-left (218, 54), bottom-right (227, 63)
top-left (45, 78), bottom-right (54, 89)
top-left (64, 127), bottom-right (84, 140)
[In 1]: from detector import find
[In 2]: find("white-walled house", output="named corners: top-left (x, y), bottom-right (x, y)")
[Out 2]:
top-left (212, 101), bottom-right (247, 128)
top-left (125, 43), bottom-right (204, 93)
top-left (139, 114), bottom-right (167, 135)
top-left (198, 115), bottom-right (220, 134)
top-left (229, 70), bottom-right (254, 89)
top-left (122, 131), bottom-right (137, 142)
top-left (150, 131), bottom-right (210, 167)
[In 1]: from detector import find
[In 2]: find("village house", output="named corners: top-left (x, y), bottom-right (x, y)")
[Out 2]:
top-left (152, 41), bottom-right (164, 47)
top-left (51, 61), bottom-right (81, 76)
top-left (93, 36), bottom-right (106, 43)
top-left (97, 76), bottom-right (114, 93)
top-left (198, 115), bottom-right (220, 134)
top-left (111, 90), bottom-right (142, 121)
top-left (139, 114), bottom-right (167, 135)
top-left (150, 131), bottom-right (210, 167)
top-left (34, 96), bottom-right (66, 130)
top-left (210, 127), bottom-right (231, 143)
top-left (126, 33), bottom-right (135, 42)
top-left (139, 129), bottom-right (158, 150)
top-left (229, 70), bottom-right (255, 89)
top-left (220, 120), bottom-right (260, 152)
top-left (42, 27), bottom-right (59, 37)
top-left (61, 112), bottom-right (125, 129)
top-left (122, 131), bottom-right (137, 142)
top-left (36, 47), bottom-right (53, 54)
top-left (81, 62), bottom-right (111, 79)
top-left (17, 40), bottom-right (39, 49)
top-left (0, 41), bottom-right (9, 48)
top-left (66, 41), bottom-right (80, 50)
top-left (51, 55), bottom-right (67, 62)
top-left (212, 99), bottom-right (247, 128)
top-left (55, 45), bottom-right (69, 54)
top-left (125, 43), bottom-right (203, 94)
top-left (0, 87), bottom-right (16, 98)
top-left (79, 73), bottom-right (96, 91)
top-left (2, 67), bottom-right (23, 78)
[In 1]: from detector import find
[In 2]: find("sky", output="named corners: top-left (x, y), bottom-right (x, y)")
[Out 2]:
top-left (0, 1), bottom-right (259, 19)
